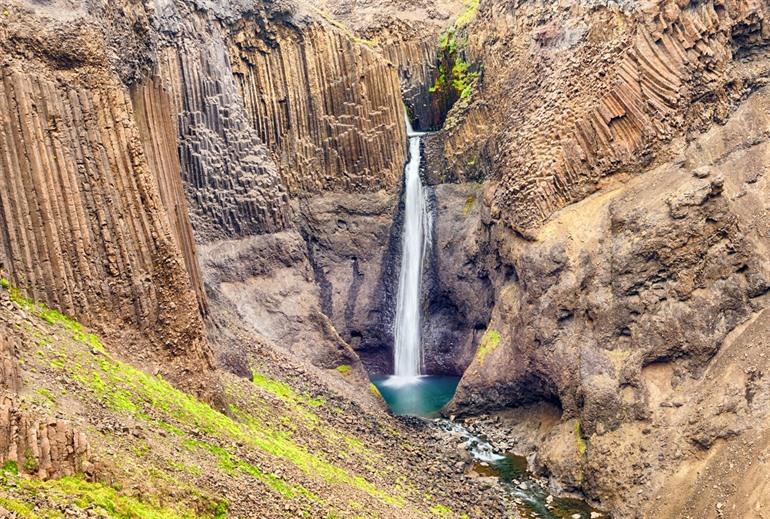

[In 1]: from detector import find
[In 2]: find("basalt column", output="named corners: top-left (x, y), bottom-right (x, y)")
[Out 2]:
top-left (229, 21), bottom-right (407, 194)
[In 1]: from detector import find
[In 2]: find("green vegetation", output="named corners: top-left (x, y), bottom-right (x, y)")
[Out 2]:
top-left (574, 420), bottom-right (587, 457)
top-left (455, 0), bottom-right (480, 29)
top-left (463, 195), bottom-right (476, 217)
top-left (0, 473), bottom-right (203, 519)
top-left (4, 284), bottom-right (469, 516)
top-left (185, 438), bottom-right (310, 500)
top-left (10, 294), bottom-right (404, 511)
top-left (0, 277), bottom-right (9, 289)
top-left (368, 383), bottom-right (382, 399)
top-left (334, 364), bottom-right (352, 375)
top-left (475, 329), bottom-right (501, 363)
top-left (430, 504), bottom-right (454, 516)
top-left (23, 450), bottom-right (38, 473)
top-left (9, 284), bottom-right (103, 352)
top-left (251, 371), bottom-right (324, 408)
top-left (2, 460), bottom-right (18, 475)
top-left (429, 0), bottom-right (481, 103)
top-left (0, 496), bottom-right (34, 518)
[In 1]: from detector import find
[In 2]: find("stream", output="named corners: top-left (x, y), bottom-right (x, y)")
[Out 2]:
top-left (370, 376), bottom-right (602, 519)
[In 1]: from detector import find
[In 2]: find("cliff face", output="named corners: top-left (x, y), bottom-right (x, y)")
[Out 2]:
top-left (316, 0), bottom-right (468, 129)
top-left (432, 0), bottom-right (770, 234)
top-left (153, 8), bottom-right (294, 242)
top-left (433, 0), bottom-right (770, 515)
top-left (0, 9), bottom-right (209, 377)
top-left (230, 18), bottom-right (407, 193)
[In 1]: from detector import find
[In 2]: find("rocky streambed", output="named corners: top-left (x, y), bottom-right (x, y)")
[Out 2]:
top-left (429, 416), bottom-right (604, 519)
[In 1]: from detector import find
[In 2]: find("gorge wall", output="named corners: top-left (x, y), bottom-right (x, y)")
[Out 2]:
top-left (420, 0), bottom-right (770, 516)
top-left (0, 7), bottom-right (209, 381)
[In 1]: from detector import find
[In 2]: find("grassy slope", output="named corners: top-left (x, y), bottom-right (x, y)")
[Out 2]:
top-left (0, 283), bottom-right (460, 518)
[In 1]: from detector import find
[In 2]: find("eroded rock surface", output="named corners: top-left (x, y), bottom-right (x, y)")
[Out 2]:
top-left (449, 81), bottom-right (770, 517)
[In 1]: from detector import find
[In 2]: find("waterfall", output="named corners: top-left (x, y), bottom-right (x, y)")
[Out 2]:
top-left (391, 117), bottom-right (432, 382)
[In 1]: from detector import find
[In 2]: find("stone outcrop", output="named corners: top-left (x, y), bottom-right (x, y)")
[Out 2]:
top-left (434, 0), bottom-right (770, 235)
top-left (0, 395), bottom-right (91, 480)
top-left (296, 190), bottom-right (400, 373)
top-left (448, 84), bottom-right (770, 516)
top-left (0, 312), bottom-right (91, 481)
top-left (131, 77), bottom-right (208, 315)
top-left (422, 182), bottom-right (494, 375)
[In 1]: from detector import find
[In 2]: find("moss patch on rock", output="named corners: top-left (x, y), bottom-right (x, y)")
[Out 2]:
top-left (475, 329), bottom-right (501, 363)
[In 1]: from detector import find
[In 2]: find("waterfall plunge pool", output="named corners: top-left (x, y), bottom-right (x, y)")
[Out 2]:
top-left (371, 375), bottom-right (460, 418)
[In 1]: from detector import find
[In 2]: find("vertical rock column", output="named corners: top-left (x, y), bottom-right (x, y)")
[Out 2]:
top-left (156, 35), bottom-right (293, 242)
top-left (131, 77), bottom-right (208, 315)
top-left (230, 22), bottom-right (407, 194)
top-left (0, 66), bottom-right (206, 360)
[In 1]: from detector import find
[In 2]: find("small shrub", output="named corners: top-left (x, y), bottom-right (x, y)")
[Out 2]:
top-left (574, 420), bottom-right (587, 457)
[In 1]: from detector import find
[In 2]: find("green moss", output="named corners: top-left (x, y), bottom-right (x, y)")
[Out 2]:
top-left (23, 450), bottom-right (38, 473)
top-left (54, 334), bottom-right (399, 506)
top-left (21, 475), bottom-right (200, 518)
top-left (368, 383), bottom-right (382, 399)
top-left (186, 439), bottom-right (312, 500)
top-left (20, 290), bottom-right (406, 512)
top-left (574, 420), bottom-right (587, 457)
top-left (463, 195), bottom-right (476, 217)
top-left (0, 277), bottom-right (9, 290)
top-left (429, 28), bottom-right (480, 102)
top-left (455, 0), bottom-right (479, 28)
top-left (430, 504), bottom-right (453, 516)
top-left (334, 365), bottom-right (352, 376)
top-left (212, 500), bottom-right (229, 519)
top-left (2, 460), bottom-right (18, 475)
top-left (475, 329), bottom-right (501, 363)
top-left (35, 387), bottom-right (56, 404)
top-left (8, 287), bottom-right (104, 353)
top-left (0, 496), bottom-right (35, 518)
top-left (251, 372), bottom-right (324, 408)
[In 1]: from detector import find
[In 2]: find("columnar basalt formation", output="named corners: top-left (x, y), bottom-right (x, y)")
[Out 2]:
top-left (229, 20), bottom-right (406, 194)
top-left (0, 7), bottom-right (210, 379)
top-left (155, 35), bottom-right (293, 241)
top-left (0, 395), bottom-right (91, 480)
top-left (0, 310), bottom-right (91, 481)
top-left (360, 19), bottom-right (446, 130)
top-left (436, 0), bottom-right (770, 235)
top-left (312, 0), bottom-right (468, 129)
top-left (131, 77), bottom-right (208, 315)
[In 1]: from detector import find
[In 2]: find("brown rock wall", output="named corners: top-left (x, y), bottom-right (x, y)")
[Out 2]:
top-left (131, 77), bottom-right (208, 316)
top-left (440, 0), bottom-right (770, 235)
top-left (230, 21), bottom-right (407, 194)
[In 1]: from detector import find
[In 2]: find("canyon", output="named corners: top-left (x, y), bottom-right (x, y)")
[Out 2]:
top-left (0, 0), bottom-right (769, 518)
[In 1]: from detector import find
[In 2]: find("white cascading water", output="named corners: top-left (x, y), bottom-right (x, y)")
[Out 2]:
top-left (389, 117), bottom-right (432, 385)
